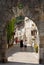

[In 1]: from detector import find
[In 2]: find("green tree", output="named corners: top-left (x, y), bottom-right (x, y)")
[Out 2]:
top-left (7, 18), bottom-right (16, 43)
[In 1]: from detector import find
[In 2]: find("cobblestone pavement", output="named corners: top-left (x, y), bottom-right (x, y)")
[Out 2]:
top-left (0, 43), bottom-right (42, 65)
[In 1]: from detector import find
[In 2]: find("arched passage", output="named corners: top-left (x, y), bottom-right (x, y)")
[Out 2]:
top-left (0, 0), bottom-right (44, 64)
top-left (7, 17), bottom-right (40, 64)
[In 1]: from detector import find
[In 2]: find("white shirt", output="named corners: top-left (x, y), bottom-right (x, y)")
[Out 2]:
top-left (23, 41), bottom-right (27, 46)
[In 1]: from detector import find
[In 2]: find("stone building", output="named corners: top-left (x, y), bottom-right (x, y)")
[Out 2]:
top-left (24, 17), bottom-right (40, 46)
top-left (0, 0), bottom-right (44, 64)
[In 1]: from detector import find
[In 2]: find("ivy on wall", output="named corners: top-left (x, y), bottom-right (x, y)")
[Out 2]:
top-left (7, 18), bottom-right (16, 43)
top-left (7, 16), bottom-right (24, 43)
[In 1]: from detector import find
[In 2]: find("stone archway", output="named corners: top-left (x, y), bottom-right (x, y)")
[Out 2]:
top-left (0, 0), bottom-right (44, 64)
top-left (7, 16), bottom-right (39, 63)
top-left (7, 16), bottom-right (41, 62)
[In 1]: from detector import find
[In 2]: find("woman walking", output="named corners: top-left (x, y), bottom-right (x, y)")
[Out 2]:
top-left (20, 39), bottom-right (23, 48)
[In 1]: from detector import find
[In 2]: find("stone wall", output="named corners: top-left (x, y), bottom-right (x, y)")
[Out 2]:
top-left (0, 28), bottom-right (7, 62)
top-left (39, 36), bottom-right (44, 63)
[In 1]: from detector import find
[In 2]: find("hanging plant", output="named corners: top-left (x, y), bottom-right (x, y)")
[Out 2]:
top-left (16, 16), bottom-right (24, 24)
top-left (18, 3), bottom-right (24, 9)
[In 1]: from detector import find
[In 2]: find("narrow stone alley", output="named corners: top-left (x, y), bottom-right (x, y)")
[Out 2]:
top-left (0, 43), bottom-right (42, 65)
top-left (7, 43), bottom-right (39, 65)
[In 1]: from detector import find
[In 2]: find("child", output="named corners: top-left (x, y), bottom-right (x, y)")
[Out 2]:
top-left (24, 40), bottom-right (27, 48)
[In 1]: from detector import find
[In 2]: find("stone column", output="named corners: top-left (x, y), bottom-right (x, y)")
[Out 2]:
top-left (0, 29), bottom-right (7, 63)
top-left (39, 21), bottom-right (44, 64)
top-left (0, 33), bottom-right (2, 62)
top-left (39, 36), bottom-right (44, 64)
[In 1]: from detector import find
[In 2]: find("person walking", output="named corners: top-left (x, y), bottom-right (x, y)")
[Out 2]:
top-left (24, 40), bottom-right (27, 48)
top-left (20, 39), bottom-right (23, 48)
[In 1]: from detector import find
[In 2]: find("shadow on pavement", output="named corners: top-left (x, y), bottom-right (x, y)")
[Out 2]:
top-left (0, 61), bottom-right (42, 65)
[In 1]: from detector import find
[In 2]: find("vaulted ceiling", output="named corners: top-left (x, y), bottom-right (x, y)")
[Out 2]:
top-left (0, 0), bottom-right (44, 31)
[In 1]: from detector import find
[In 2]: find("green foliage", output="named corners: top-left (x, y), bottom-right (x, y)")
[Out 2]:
top-left (16, 16), bottom-right (24, 24)
top-left (34, 44), bottom-right (38, 53)
top-left (18, 3), bottom-right (24, 9)
top-left (7, 18), bottom-right (16, 43)
top-left (7, 16), bottom-right (24, 43)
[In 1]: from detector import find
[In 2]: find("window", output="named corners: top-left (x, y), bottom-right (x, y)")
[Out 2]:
top-left (31, 30), bottom-right (37, 36)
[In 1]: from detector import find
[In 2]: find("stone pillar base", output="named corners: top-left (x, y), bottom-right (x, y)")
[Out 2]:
top-left (39, 58), bottom-right (44, 64)
top-left (0, 58), bottom-right (7, 63)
